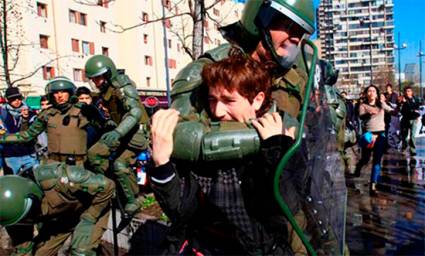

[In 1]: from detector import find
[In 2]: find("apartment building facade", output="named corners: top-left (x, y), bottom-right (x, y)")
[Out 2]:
top-left (317, 0), bottom-right (395, 97)
top-left (3, 0), bottom-right (244, 96)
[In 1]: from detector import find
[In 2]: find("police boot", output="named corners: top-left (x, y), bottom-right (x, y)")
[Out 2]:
top-left (115, 172), bottom-right (143, 215)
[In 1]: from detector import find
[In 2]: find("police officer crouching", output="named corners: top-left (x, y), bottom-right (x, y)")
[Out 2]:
top-left (0, 165), bottom-right (115, 255)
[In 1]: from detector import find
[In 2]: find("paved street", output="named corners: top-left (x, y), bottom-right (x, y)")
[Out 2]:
top-left (346, 135), bottom-right (425, 255)
top-left (2, 136), bottom-right (424, 255)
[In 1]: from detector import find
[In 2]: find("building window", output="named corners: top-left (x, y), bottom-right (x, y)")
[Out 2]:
top-left (164, 19), bottom-right (171, 28)
top-left (69, 10), bottom-right (77, 23)
top-left (177, 43), bottom-right (180, 52)
top-left (69, 10), bottom-right (87, 26)
top-left (213, 8), bottom-right (219, 16)
top-left (73, 68), bottom-right (84, 81)
top-left (203, 19), bottom-right (209, 28)
top-left (39, 34), bottom-right (49, 49)
top-left (71, 38), bottom-right (79, 52)
top-left (142, 12), bottom-right (149, 22)
top-left (163, 0), bottom-right (171, 9)
top-left (144, 55), bottom-right (152, 66)
top-left (204, 36), bottom-right (210, 44)
top-left (146, 77), bottom-right (151, 87)
top-left (97, 0), bottom-right (108, 8)
top-left (100, 21), bottom-right (106, 33)
top-left (143, 34), bottom-right (148, 44)
top-left (79, 13), bottom-right (87, 26)
top-left (168, 39), bottom-right (172, 49)
top-left (168, 58), bottom-right (176, 69)
top-left (42, 66), bottom-right (55, 80)
top-left (82, 41), bottom-right (94, 55)
top-left (37, 2), bottom-right (47, 17)
top-left (102, 47), bottom-right (109, 56)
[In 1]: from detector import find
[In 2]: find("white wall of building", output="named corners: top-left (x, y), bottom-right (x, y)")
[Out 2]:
top-left (1, 0), bottom-right (244, 96)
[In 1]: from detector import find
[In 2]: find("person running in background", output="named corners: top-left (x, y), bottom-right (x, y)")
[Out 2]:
top-left (353, 85), bottom-right (394, 195)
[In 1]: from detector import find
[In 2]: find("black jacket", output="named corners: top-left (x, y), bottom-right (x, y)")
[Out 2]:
top-left (401, 97), bottom-right (420, 121)
top-left (149, 135), bottom-right (300, 255)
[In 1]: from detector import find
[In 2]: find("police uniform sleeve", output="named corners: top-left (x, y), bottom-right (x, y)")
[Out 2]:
top-left (170, 45), bottom-right (232, 116)
top-left (0, 111), bottom-right (47, 143)
top-left (114, 79), bottom-right (144, 136)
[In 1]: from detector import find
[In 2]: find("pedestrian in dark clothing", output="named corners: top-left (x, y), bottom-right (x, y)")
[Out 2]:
top-left (340, 91), bottom-right (357, 174)
top-left (354, 92), bottom-right (366, 135)
top-left (0, 87), bottom-right (38, 174)
top-left (400, 86), bottom-right (421, 155)
top-left (383, 83), bottom-right (400, 150)
top-left (149, 51), bottom-right (299, 255)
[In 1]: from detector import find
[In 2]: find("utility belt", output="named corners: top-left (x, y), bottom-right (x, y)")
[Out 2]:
top-left (48, 153), bottom-right (86, 165)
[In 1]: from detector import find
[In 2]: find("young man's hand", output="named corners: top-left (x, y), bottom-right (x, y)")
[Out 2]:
top-left (151, 109), bottom-right (180, 167)
top-left (252, 112), bottom-right (283, 140)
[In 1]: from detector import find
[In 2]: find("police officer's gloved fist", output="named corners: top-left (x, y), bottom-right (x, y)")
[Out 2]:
top-left (101, 130), bottom-right (121, 148)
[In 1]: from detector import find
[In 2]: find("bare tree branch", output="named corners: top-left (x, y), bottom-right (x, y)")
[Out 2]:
top-left (72, 0), bottom-right (115, 6)
top-left (107, 11), bottom-right (192, 33)
top-left (9, 55), bottom-right (75, 86)
top-left (205, 0), bottom-right (222, 11)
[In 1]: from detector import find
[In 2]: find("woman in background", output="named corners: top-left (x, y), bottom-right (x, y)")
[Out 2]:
top-left (354, 85), bottom-right (394, 195)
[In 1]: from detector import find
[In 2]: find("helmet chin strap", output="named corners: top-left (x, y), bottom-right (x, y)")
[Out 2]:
top-left (259, 27), bottom-right (300, 71)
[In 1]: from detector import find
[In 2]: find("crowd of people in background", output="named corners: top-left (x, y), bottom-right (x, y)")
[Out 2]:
top-left (342, 83), bottom-right (423, 196)
top-left (0, 85), bottom-right (101, 175)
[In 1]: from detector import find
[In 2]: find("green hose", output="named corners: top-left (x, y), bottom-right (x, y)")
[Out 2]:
top-left (273, 39), bottom-right (318, 256)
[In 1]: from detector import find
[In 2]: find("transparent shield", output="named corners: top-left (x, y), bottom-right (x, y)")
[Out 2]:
top-left (301, 56), bottom-right (347, 255)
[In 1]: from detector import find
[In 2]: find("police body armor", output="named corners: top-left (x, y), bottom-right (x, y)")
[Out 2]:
top-left (46, 105), bottom-right (89, 157)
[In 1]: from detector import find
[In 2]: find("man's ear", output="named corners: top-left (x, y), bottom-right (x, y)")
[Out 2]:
top-left (252, 91), bottom-right (265, 111)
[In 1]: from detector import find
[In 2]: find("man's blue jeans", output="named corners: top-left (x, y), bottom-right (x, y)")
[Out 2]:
top-left (4, 154), bottom-right (39, 174)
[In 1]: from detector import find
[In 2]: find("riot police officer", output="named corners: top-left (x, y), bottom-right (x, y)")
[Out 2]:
top-left (0, 77), bottom-right (105, 165)
top-left (84, 55), bottom-right (149, 215)
top-left (166, 0), bottom-right (345, 254)
top-left (0, 164), bottom-right (115, 255)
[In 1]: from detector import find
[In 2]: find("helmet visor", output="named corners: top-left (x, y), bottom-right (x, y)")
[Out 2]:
top-left (255, 2), bottom-right (312, 40)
